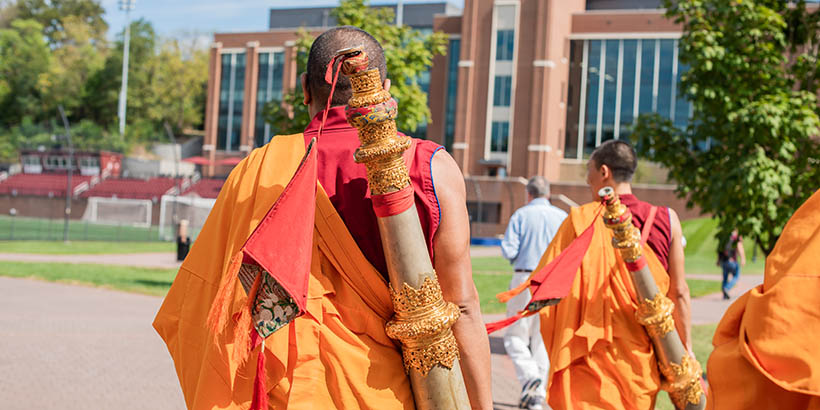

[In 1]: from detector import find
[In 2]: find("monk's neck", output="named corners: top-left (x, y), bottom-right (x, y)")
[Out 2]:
top-left (613, 183), bottom-right (633, 196)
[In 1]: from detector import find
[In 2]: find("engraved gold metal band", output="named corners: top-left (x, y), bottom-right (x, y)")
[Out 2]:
top-left (385, 275), bottom-right (461, 376)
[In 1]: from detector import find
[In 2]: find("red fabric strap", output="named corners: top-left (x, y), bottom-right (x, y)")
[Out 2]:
top-left (485, 310), bottom-right (538, 334)
top-left (372, 186), bottom-right (414, 217)
top-left (625, 257), bottom-right (648, 272)
top-left (641, 205), bottom-right (658, 245)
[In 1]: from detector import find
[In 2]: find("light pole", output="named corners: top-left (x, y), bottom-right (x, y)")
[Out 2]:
top-left (58, 105), bottom-right (74, 244)
top-left (164, 122), bottom-right (181, 238)
top-left (118, 0), bottom-right (137, 137)
top-left (396, 0), bottom-right (404, 27)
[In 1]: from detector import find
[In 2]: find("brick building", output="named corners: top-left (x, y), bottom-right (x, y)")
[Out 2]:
top-left (203, 0), bottom-right (706, 234)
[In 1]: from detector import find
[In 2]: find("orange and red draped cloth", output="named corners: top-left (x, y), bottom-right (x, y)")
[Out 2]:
top-left (153, 107), bottom-right (444, 409)
top-left (706, 189), bottom-right (820, 410)
top-left (487, 199), bottom-right (671, 409)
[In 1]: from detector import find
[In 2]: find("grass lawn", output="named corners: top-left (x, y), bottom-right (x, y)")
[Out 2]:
top-left (681, 218), bottom-right (765, 275)
top-left (0, 215), bottom-right (163, 242)
top-left (0, 240), bottom-right (175, 254)
top-left (0, 261), bottom-right (177, 296)
top-left (655, 322), bottom-right (717, 409)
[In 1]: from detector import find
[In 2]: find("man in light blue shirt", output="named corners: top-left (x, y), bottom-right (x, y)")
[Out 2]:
top-left (500, 176), bottom-right (567, 410)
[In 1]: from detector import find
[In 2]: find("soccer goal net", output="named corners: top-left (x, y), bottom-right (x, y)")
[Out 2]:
top-left (158, 195), bottom-right (216, 241)
top-left (82, 196), bottom-right (153, 227)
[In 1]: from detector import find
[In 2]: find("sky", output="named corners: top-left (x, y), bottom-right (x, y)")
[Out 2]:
top-left (102, 0), bottom-right (464, 39)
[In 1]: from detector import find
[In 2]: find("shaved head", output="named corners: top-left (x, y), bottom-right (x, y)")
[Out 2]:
top-left (306, 26), bottom-right (387, 106)
top-left (590, 140), bottom-right (638, 183)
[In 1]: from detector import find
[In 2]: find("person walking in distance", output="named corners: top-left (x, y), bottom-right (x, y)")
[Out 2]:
top-left (718, 230), bottom-right (746, 299)
top-left (500, 176), bottom-right (567, 409)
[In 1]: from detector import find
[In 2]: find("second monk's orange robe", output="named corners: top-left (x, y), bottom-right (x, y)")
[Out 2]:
top-left (153, 134), bottom-right (413, 409)
top-left (707, 189), bottom-right (820, 410)
top-left (536, 203), bottom-right (670, 410)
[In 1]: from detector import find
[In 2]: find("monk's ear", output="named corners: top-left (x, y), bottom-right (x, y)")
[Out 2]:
top-left (599, 164), bottom-right (612, 181)
top-left (301, 73), bottom-right (311, 106)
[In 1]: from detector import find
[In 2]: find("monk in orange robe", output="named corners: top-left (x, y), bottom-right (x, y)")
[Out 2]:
top-left (153, 27), bottom-right (492, 409)
top-left (706, 189), bottom-right (820, 410)
top-left (535, 140), bottom-right (692, 409)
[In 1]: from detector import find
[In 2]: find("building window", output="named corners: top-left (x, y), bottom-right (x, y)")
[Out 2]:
top-left (583, 40), bottom-right (601, 156)
top-left (22, 155), bottom-right (40, 166)
top-left (564, 38), bottom-right (691, 160)
top-left (255, 50), bottom-right (284, 147)
top-left (490, 121), bottom-right (509, 153)
top-left (485, 3), bottom-right (517, 159)
top-left (496, 29), bottom-right (514, 61)
top-left (493, 76), bottom-right (512, 107)
top-left (467, 201), bottom-right (502, 224)
top-left (444, 38), bottom-right (460, 151)
top-left (217, 51), bottom-right (246, 152)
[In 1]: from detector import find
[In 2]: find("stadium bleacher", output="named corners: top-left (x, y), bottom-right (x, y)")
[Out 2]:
top-left (182, 178), bottom-right (224, 199)
top-left (80, 177), bottom-right (179, 200)
top-left (1, 173), bottom-right (227, 201)
top-left (0, 173), bottom-right (94, 197)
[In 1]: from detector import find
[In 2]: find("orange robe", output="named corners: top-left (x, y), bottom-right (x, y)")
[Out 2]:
top-left (153, 134), bottom-right (412, 409)
top-left (707, 189), bottom-right (820, 410)
top-left (536, 203), bottom-right (670, 410)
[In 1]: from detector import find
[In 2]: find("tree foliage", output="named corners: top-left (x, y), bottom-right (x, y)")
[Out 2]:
top-left (14, 0), bottom-right (107, 46)
top-left (632, 0), bottom-right (820, 254)
top-left (0, 19), bottom-right (52, 125)
top-left (0, 0), bottom-right (209, 157)
top-left (264, 0), bottom-right (447, 137)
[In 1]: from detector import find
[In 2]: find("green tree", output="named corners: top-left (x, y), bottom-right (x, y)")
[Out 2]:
top-left (145, 36), bottom-right (209, 133)
top-left (0, 19), bottom-right (52, 126)
top-left (83, 18), bottom-right (156, 134)
top-left (632, 0), bottom-right (820, 255)
top-left (14, 0), bottom-right (107, 47)
top-left (46, 15), bottom-right (108, 120)
top-left (264, 0), bottom-right (447, 136)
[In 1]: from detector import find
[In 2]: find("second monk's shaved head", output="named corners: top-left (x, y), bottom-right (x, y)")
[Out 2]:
top-left (306, 26), bottom-right (387, 106)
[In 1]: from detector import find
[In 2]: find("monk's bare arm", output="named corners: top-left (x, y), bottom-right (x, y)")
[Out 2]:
top-left (431, 150), bottom-right (493, 410)
top-left (667, 208), bottom-right (692, 352)
top-left (737, 237), bottom-right (747, 266)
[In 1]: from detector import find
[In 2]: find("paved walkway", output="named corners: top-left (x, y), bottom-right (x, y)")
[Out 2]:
top-left (0, 277), bottom-right (185, 410)
top-left (0, 249), bottom-right (762, 409)
top-left (0, 252), bottom-right (181, 269)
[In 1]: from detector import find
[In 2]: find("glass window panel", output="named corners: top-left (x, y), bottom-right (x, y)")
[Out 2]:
top-left (496, 30), bottom-right (514, 61)
top-left (619, 39), bottom-right (638, 140)
top-left (444, 38), bottom-right (460, 151)
top-left (217, 53), bottom-right (233, 151)
top-left (674, 62), bottom-right (691, 130)
top-left (583, 40), bottom-right (601, 156)
top-left (564, 40), bottom-right (583, 159)
top-left (601, 40), bottom-right (619, 144)
top-left (657, 39), bottom-right (675, 119)
top-left (254, 53), bottom-right (270, 148)
top-left (638, 39), bottom-right (656, 116)
top-left (493, 76), bottom-right (512, 106)
top-left (255, 51), bottom-right (284, 147)
top-left (491, 121), bottom-right (509, 153)
top-left (230, 52), bottom-right (246, 152)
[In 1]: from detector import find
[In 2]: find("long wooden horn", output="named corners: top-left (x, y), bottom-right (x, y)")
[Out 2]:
top-left (338, 47), bottom-right (471, 410)
top-left (599, 187), bottom-right (706, 410)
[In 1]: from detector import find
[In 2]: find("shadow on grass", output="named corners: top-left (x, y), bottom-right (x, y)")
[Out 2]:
top-left (133, 279), bottom-right (174, 288)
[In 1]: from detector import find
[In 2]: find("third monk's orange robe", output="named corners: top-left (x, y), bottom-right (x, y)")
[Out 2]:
top-left (536, 203), bottom-right (670, 410)
top-left (153, 134), bottom-right (412, 409)
top-left (707, 189), bottom-right (820, 410)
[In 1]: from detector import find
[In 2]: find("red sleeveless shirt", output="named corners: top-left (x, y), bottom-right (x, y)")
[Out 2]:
top-left (304, 107), bottom-right (443, 277)
top-left (619, 194), bottom-right (672, 271)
